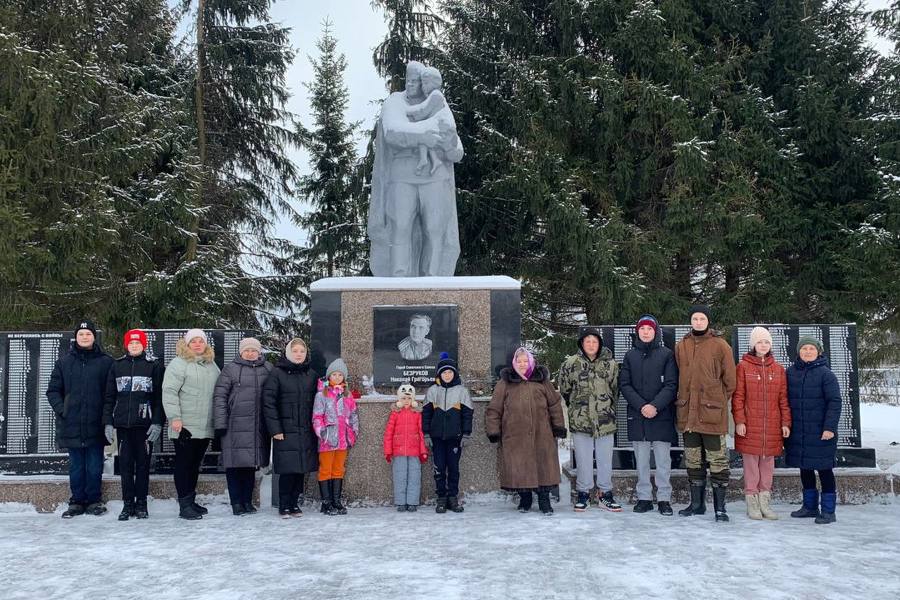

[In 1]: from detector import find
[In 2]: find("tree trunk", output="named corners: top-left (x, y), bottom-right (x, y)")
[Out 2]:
top-left (186, 0), bottom-right (207, 262)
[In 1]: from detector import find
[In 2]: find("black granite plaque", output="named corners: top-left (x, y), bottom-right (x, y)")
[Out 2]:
top-left (373, 305), bottom-right (459, 388)
top-left (491, 290), bottom-right (522, 380)
top-left (310, 291), bottom-right (342, 376)
top-left (0, 329), bottom-right (251, 474)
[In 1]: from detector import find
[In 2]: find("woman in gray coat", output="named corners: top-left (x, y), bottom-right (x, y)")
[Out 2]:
top-left (213, 338), bottom-right (273, 516)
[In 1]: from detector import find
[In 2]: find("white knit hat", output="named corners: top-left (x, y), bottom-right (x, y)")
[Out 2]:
top-left (239, 337), bottom-right (262, 354)
top-left (183, 328), bottom-right (207, 344)
top-left (749, 326), bottom-right (773, 350)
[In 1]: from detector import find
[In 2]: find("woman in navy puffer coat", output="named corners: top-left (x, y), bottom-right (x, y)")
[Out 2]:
top-left (785, 336), bottom-right (841, 524)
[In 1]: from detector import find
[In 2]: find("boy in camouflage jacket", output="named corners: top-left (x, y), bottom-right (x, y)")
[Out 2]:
top-left (557, 327), bottom-right (621, 512)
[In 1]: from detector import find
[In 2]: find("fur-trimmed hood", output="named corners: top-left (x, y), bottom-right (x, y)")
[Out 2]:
top-left (175, 338), bottom-right (215, 363)
top-left (500, 364), bottom-right (550, 384)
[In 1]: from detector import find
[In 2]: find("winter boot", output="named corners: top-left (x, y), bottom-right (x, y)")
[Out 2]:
top-left (134, 499), bottom-right (149, 519)
top-left (278, 493), bottom-right (292, 519)
top-left (61, 503), bottom-right (86, 519)
top-left (331, 479), bottom-right (347, 515)
top-left (447, 496), bottom-right (464, 513)
top-left (633, 500), bottom-right (653, 513)
top-left (118, 501), bottom-right (135, 521)
top-left (712, 484), bottom-right (729, 522)
top-left (242, 502), bottom-right (257, 515)
top-left (190, 494), bottom-right (208, 516)
top-left (574, 491), bottom-right (590, 512)
top-left (232, 503), bottom-right (247, 516)
top-left (435, 497), bottom-right (448, 514)
top-left (598, 491), bottom-right (622, 512)
top-left (657, 501), bottom-right (673, 516)
top-left (679, 480), bottom-right (707, 517)
top-left (319, 480), bottom-right (336, 515)
top-left (791, 489), bottom-right (820, 518)
top-left (178, 496), bottom-right (203, 520)
top-left (537, 490), bottom-right (553, 515)
top-left (397, 504), bottom-right (408, 512)
top-left (407, 504), bottom-right (418, 512)
top-left (517, 491), bottom-right (533, 513)
top-left (815, 492), bottom-right (837, 524)
top-left (746, 494), bottom-right (763, 520)
top-left (758, 491), bottom-right (778, 520)
top-left (85, 502), bottom-right (107, 516)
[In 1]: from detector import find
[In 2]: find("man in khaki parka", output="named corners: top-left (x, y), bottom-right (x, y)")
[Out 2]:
top-left (558, 327), bottom-right (621, 512)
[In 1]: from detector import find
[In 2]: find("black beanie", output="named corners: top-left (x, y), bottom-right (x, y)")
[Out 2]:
top-left (436, 352), bottom-right (458, 375)
top-left (74, 320), bottom-right (98, 337)
top-left (688, 305), bottom-right (711, 323)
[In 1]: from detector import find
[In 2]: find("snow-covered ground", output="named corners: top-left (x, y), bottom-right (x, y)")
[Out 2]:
top-left (1, 492), bottom-right (898, 600)
top-left (2, 403), bottom-right (898, 599)
top-left (861, 403), bottom-right (900, 474)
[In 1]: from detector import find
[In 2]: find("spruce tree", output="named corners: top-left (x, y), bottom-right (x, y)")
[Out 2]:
top-left (179, 0), bottom-right (304, 337)
top-left (296, 21), bottom-right (364, 289)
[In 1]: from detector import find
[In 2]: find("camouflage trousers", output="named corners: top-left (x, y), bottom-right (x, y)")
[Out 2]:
top-left (682, 432), bottom-right (730, 486)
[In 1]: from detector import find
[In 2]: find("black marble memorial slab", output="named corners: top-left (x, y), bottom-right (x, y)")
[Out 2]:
top-left (310, 290), bottom-right (342, 376)
top-left (373, 305), bottom-right (459, 389)
top-left (491, 290), bottom-right (522, 378)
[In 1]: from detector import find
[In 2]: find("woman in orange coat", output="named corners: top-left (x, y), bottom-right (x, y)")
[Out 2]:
top-left (732, 327), bottom-right (791, 521)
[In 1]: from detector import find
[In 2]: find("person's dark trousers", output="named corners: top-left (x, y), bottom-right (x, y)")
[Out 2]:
top-left (68, 444), bottom-right (105, 505)
top-left (800, 468), bottom-right (836, 493)
top-left (226, 467), bottom-right (256, 506)
top-left (173, 438), bottom-right (210, 498)
top-left (117, 427), bottom-right (151, 504)
top-left (279, 473), bottom-right (306, 507)
top-left (431, 438), bottom-right (462, 498)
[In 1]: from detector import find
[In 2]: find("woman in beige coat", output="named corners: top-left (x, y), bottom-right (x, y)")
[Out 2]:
top-left (486, 347), bottom-right (567, 515)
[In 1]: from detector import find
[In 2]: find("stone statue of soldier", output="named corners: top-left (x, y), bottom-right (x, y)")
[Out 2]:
top-left (368, 61), bottom-right (464, 277)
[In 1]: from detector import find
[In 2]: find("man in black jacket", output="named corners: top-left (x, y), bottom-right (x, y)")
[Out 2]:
top-left (103, 329), bottom-right (164, 520)
top-left (47, 321), bottom-right (115, 518)
top-left (619, 315), bottom-right (678, 516)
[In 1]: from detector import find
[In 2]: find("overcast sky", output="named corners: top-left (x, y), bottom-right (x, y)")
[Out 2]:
top-left (175, 1), bottom-right (895, 246)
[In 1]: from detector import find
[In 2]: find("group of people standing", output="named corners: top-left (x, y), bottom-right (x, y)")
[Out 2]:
top-left (491, 306), bottom-right (842, 524)
top-left (47, 306), bottom-right (843, 525)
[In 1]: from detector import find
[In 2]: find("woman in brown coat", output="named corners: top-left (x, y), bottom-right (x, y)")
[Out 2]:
top-left (732, 326), bottom-right (790, 521)
top-left (486, 348), bottom-right (567, 515)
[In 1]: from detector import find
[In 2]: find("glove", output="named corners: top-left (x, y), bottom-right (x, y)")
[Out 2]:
top-left (424, 436), bottom-right (433, 449)
top-left (215, 428), bottom-right (227, 439)
top-left (487, 433), bottom-right (501, 444)
top-left (460, 435), bottom-right (471, 448)
top-left (146, 424), bottom-right (162, 443)
top-left (178, 427), bottom-right (193, 441)
top-left (419, 453), bottom-right (428, 464)
top-left (552, 427), bottom-right (568, 439)
top-left (385, 454), bottom-right (392, 464)
top-left (104, 425), bottom-right (115, 445)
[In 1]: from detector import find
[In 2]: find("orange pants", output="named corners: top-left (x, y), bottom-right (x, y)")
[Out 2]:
top-left (318, 449), bottom-right (348, 481)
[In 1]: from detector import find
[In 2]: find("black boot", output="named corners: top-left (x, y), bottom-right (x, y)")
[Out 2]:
top-left (319, 480), bottom-right (336, 515)
top-left (447, 496), bottom-right (464, 513)
top-left (289, 476), bottom-right (305, 517)
top-left (232, 503), bottom-right (247, 516)
top-left (118, 501), bottom-right (134, 521)
top-left (178, 496), bottom-right (203, 520)
top-left (278, 493), bottom-right (292, 518)
top-left (242, 502), bottom-right (257, 514)
top-left (712, 484), bottom-right (729, 522)
top-left (332, 479), bottom-right (347, 515)
top-left (435, 497), bottom-right (448, 514)
top-left (190, 493), bottom-right (208, 516)
top-left (134, 499), bottom-right (149, 519)
top-left (517, 491), bottom-right (533, 513)
top-left (537, 490), bottom-right (553, 515)
top-left (61, 503), bottom-right (86, 519)
top-left (791, 489), bottom-right (820, 518)
top-left (679, 480), bottom-right (707, 517)
top-left (633, 500), bottom-right (653, 513)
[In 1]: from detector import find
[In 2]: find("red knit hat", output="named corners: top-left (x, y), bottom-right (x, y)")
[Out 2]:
top-left (635, 315), bottom-right (659, 334)
top-left (124, 329), bottom-right (148, 350)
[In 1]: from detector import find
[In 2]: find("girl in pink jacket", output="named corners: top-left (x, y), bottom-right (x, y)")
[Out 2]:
top-left (312, 358), bottom-right (359, 515)
top-left (383, 383), bottom-right (428, 511)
